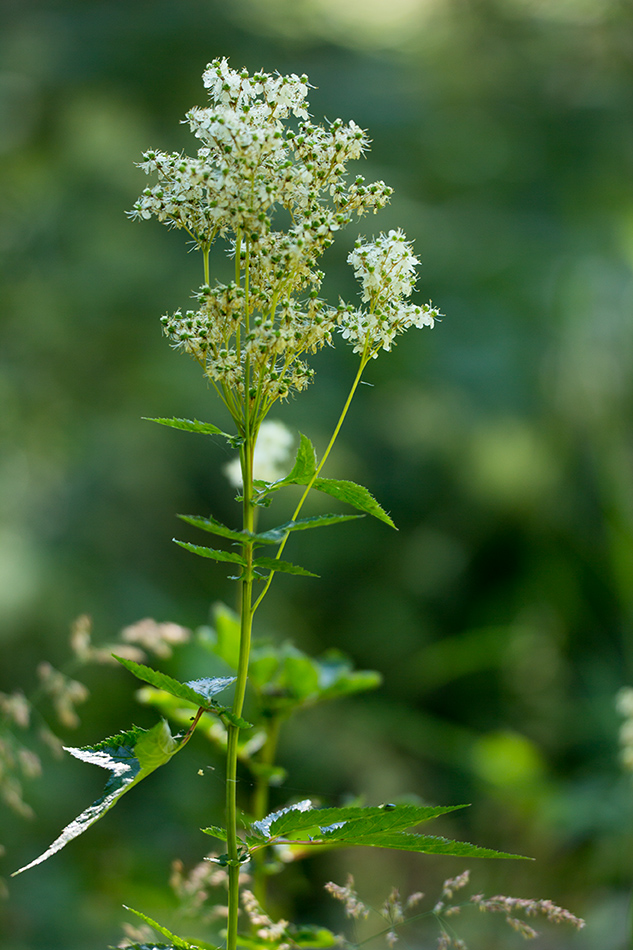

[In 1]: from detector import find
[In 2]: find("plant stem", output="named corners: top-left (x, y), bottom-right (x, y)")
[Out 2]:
top-left (253, 345), bottom-right (372, 614)
top-left (226, 433), bottom-right (256, 950)
top-left (251, 714), bottom-right (282, 905)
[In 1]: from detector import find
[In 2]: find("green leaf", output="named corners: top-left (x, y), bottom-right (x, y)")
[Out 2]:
top-left (143, 416), bottom-right (235, 443)
top-left (319, 830), bottom-right (527, 859)
top-left (251, 801), bottom-right (467, 840)
top-left (253, 556), bottom-right (318, 577)
top-left (311, 477), bottom-right (395, 527)
top-left (280, 432), bottom-right (317, 483)
top-left (201, 824), bottom-right (228, 841)
top-left (266, 434), bottom-right (394, 527)
top-left (177, 514), bottom-right (251, 545)
top-left (236, 926), bottom-right (339, 950)
top-left (248, 801), bottom-right (527, 861)
top-left (174, 540), bottom-right (247, 566)
top-left (123, 905), bottom-right (209, 950)
top-left (12, 721), bottom-right (180, 875)
top-left (114, 655), bottom-right (235, 710)
top-left (253, 513), bottom-right (362, 544)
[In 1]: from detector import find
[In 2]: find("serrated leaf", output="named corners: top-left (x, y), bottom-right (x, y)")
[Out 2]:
top-left (117, 944), bottom-right (175, 950)
top-left (177, 514), bottom-right (251, 545)
top-left (267, 435), bottom-right (394, 527)
top-left (124, 905), bottom-right (205, 950)
top-left (317, 830), bottom-right (528, 860)
top-left (174, 540), bottom-right (247, 566)
top-left (251, 799), bottom-right (314, 839)
top-left (312, 478), bottom-right (395, 527)
top-left (114, 656), bottom-right (235, 710)
top-left (252, 802), bottom-right (468, 840)
top-left (253, 556), bottom-right (318, 577)
top-left (236, 925), bottom-right (339, 950)
top-left (254, 513), bottom-right (362, 543)
top-left (201, 824), bottom-right (228, 841)
top-left (13, 721), bottom-right (180, 875)
top-left (281, 432), bottom-right (317, 483)
top-left (143, 416), bottom-right (234, 442)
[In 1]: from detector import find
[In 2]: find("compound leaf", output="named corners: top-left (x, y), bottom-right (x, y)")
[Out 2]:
top-left (13, 721), bottom-right (180, 875)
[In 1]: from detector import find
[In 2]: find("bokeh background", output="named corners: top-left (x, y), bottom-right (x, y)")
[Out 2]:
top-left (2, 0), bottom-right (633, 947)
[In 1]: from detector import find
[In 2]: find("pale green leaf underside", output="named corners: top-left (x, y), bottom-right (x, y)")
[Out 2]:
top-left (114, 655), bottom-right (235, 709)
top-left (13, 721), bottom-right (180, 875)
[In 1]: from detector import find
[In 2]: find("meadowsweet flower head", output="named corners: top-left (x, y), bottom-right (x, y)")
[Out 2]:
top-left (339, 230), bottom-right (440, 357)
top-left (131, 57), bottom-right (442, 441)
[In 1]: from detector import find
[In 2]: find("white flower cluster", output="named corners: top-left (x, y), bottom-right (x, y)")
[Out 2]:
top-left (131, 58), bottom-right (398, 419)
top-left (339, 229), bottom-right (440, 356)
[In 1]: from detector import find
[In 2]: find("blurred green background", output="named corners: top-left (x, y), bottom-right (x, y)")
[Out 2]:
top-left (2, 0), bottom-right (633, 947)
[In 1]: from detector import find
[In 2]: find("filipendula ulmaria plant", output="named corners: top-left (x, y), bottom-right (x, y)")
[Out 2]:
top-left (13, 59), bottom-right (529, 948)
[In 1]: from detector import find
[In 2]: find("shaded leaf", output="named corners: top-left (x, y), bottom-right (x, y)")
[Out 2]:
top-left (114, 656), bottom-right (235, 711)
top-left (254, 513), bottom-right (362, 544)
top-left (253, 556), bottom-right (318, 577)
top-left (177, 514), bottom-right (251, 545)
top-left (13, 721), bottom-right (180, 875)
top-left (174, 540), bottom-right (247, 566)
top-left (255, 801), bottom-right (467, 839)
top-left (279, 432), bottom-right (317, 484)
top-left (311, 478), bottom-right (395, 528)
top-left (143, 416), bottom-right (235, 443)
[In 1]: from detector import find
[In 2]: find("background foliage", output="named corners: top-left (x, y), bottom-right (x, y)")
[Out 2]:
top-left (2, 0), bottom-right (633, 947)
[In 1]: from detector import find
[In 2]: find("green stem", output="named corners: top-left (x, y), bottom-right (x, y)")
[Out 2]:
top-left (253, 343), bottom-right (372, 614)
top-left (251, 714), bottom-right (283, 905)
top-left (226, 433), bottom-right (256, 950)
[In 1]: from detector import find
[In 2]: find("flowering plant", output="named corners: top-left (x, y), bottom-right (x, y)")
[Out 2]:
top-left (10, 58), bottom-right (584, 949)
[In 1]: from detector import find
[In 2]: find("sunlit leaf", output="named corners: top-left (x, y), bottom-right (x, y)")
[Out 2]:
top-left (13, 721), bottom-right (180, 875)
